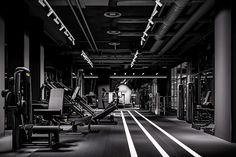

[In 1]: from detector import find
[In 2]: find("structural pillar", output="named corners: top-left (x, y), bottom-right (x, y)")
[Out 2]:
top-left (29, 17), bottom-right (44, 100)
top-left (24, 33), bottom-right (30, 69)
top-left (0, 16), bottom-right (5, 136)
top-left (40, 44), bottom-right (45, 100)
top-left (232, 0), bottom-right (236, 143)
top-left (76, 69), bottom-right (84, 97)
top-left (214, 0), bottom-right (234, 142)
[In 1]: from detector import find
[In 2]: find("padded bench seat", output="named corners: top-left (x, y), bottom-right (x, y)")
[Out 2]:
top-left (33, 109), bottom-right (62, 115)
top-left (69, 115), bottom-right (92, 125)
top-left (32, 125), bottom-right (61, 146)
top-left (32, 125), bottom-right (62, 133)
top-left (32, 103), bottom-right (48, 109)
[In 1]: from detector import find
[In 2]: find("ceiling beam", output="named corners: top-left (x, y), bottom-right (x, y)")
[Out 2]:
top-left (118, 32), bottom-right (176, 37)
top-left (72, 54), bottom-right (182, 59)
top-left (72, 58), bottom-right (181, 62)
top-left (116, 18), bottom-right (188, 24)
top-left (117, 0), bottom-right (204, 6)
top-left (49, 0), bottom-right (204, 6)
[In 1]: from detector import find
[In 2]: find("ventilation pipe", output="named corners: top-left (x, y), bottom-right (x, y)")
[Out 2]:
top-left (75, 0), bottom-right (98, 51)
top-left (67, 0), bottom-right (98, 52)
top-left (150, 0), bottom-right (189, 53)
top-left (157, 0), bottom-right (215, 56)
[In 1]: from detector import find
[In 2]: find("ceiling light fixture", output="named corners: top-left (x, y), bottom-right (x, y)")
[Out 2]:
top-left (104, 7), bottom-right (122, 18)
top-left (131, 50), bottom-right (139, 68)
top-left (104, 0), bottom-right (122, 18)
top-left (81, 50), bottom-right (93, 68)
top-left (108, 38), bottom-right (120, 50)
top-left (110, 76), bottom-right (167, 79)
top-left (38, 0), bottom-right (75, 45)
top-left (108, 39), bottom-right (120, 46)
top-left (139, 0), bottom-right (162, 47)
top-left (106, 26), bottom-right (121, 35)
top-left (148, 19), bottom-right (154, 25)
top-left (152, 9), bottom-right (158, 17)
top-left (141, 40), bottom-right (144, 46)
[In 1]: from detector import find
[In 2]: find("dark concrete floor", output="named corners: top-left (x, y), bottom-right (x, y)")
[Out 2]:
top-left (1, 110), bottom-right (236, 157)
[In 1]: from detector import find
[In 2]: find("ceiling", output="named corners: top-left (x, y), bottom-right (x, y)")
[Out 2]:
top-left (26, 0), bottom-right (215, 75)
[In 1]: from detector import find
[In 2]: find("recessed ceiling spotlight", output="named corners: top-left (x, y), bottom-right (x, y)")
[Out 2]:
top-left (104, 7), bottom-right (122, 18)
top-left (108, 39), bottom-right (120, 46)
top-left (107, 26), bottom-right (121, 35)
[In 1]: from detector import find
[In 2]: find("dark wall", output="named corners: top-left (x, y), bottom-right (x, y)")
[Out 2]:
top-left (231, 0), bottom-right (236, 143)
top-left (5, 1), bottom-right (28, 77)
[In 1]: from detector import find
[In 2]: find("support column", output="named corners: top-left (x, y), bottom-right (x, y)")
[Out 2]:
top-left (24, 33), bottom-right (30, 69)
top-left (29, 17), bottom-right (44, 100)
top-left (0, 16), bottom-right (5, 136)
top-left (61, 58), bottom-right (72, 88)
top-left (214, 1), bottom-right (233, 142)
top-left (232, 0), bottom-right (236, 143)
top-left (76, 69), bottom-right (84, 97)
top-left (40, 44), bottom-right (45, 100)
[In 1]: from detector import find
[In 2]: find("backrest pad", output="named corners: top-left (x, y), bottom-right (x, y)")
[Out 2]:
top-left (48, 88), bottom-right (64, 113)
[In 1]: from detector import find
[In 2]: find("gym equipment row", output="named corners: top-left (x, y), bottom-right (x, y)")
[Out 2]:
top-left (37, 81), bottom-right (92, 132)
top-left (177, 82), bottom-right (215, 135)
top-left (1, 67), bottom-right (97, 150)
top-left (41, 79), bottom-right (118, 124)
top-left (2, 67), bottom-right (62, 150)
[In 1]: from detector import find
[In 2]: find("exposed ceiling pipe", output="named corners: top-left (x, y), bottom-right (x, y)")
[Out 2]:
top-left (109, 0), bottom-right (119, 6)
top-left (157, 0), bottom-right (215, 56)
top-left (75, 0), bottom-right (98, 51)
top-left (67, 0), bottom-right (96, 52)
top-left (150, 0), bottom-right (190, 53)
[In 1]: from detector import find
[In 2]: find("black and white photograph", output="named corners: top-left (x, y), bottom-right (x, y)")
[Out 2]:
top-left (0, 0), bottom-right (236, 156)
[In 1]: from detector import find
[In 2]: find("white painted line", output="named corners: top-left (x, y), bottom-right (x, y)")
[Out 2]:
top-left (121, 111), bottom-right (138, 157)
top-left (128, 111), bottom-right (169, 157)
top-left (135, 110), bottom-right (202, 157)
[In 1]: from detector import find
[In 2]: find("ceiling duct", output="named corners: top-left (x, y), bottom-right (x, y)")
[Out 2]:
top-left (149, 0), bottom-right (190, 53)
top-left (104, 0), bottom-right (122, 18)
top-left (157, 0), bottom-right (215, 57)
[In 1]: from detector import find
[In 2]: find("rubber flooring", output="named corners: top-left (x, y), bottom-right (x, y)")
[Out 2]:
top-left (1, 109), bottom-right (236, 157)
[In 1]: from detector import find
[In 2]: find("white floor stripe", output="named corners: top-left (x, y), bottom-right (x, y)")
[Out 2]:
top-left (121, 111), bottom-right (138, 157)
top-left (128, 111), bottom-right (169, 157)
top-left (135, 110), bottom-right (202, 157)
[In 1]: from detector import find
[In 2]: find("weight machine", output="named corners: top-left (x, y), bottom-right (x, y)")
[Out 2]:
top-left (2, 67), bottom-right (61, 150)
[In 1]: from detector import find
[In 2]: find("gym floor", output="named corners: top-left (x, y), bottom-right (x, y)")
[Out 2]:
top-left (0, 109), bottom-right (236, 157)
